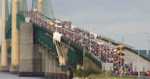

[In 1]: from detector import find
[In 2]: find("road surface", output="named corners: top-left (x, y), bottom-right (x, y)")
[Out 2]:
top-left (0, 72), bottom-right (44, 79)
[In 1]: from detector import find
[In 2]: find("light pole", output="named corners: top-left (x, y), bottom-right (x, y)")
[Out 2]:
top-left (147, 39), bottom-right (150, 56)
top-left (137, 49), bottom-right (140, 78)
top-left (143, 32), bottom-right (150, 56)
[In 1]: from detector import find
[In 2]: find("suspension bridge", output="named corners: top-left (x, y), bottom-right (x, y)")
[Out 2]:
top-left (0, 0), bottom-right (150, 79)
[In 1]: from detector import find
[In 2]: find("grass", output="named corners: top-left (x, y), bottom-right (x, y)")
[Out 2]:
top-left (74, 72), bottom-right (137, 79)
top-left (88, 74), bottom-right (136, 79)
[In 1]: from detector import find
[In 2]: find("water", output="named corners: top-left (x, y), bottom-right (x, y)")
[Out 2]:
top-left (0, 72), bottom-right (44, 79)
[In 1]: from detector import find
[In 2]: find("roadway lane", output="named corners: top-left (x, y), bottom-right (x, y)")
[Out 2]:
top-left (0, 72), bottom-right (44, 79)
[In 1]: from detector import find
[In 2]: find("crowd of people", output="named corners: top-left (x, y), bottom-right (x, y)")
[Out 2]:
top-left (28, 10), bottom-right (134, 76)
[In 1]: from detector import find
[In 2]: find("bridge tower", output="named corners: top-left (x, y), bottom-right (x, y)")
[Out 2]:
top-left (37, 0), bottom-right (43, 12)
top-left (11, 0), bottom-right (19, 72)
top-left (18, 0), bottom-right (27, 12)
top-left (0, 0), bottom-right (9, 71)
top-left (43, 0), bottom-right (55, 18)
top-left (36, 0), bottom-right (54, 18)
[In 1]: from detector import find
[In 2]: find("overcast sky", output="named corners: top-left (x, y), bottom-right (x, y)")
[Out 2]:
top-left (0, 0), bottom-right (150, 49)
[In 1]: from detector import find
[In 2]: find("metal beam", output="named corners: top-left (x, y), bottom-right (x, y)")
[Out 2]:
top-left (53, 41), bottom-right (68, 66)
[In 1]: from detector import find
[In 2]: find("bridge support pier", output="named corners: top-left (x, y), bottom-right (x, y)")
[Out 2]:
top-left (34, 44), bottom-right (67, 79)
top-left (18, 23), bottom-right (34, 76)
top-left (32, 45), bottom-right (45, 76)
top-left (82, 54), bottom-right (102, 73)
top-left (44, 49), bottom-right (67, 79)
